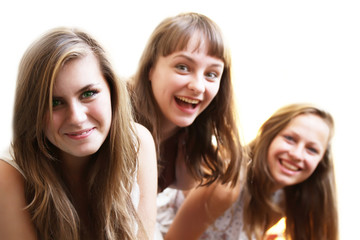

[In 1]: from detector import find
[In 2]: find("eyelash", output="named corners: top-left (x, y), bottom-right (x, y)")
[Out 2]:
top-left (81, 89), bottom-right (99, 99)
top-left (52, 89), bottom-right (99, 108)
top-left (307, 147), bottom-right (318, 154)
top-left (175, 64), bottom-right (189, 72)
top-left (175, 64), bottom-right (220, 81)
top-left (206, 72), bottom-right (218, 79)
top-left (283, 135), bottom-right (319, 154)
top-left (284, 135), bottom-right (294, 142)
top-left (52, 99), bottom-right (62, 107)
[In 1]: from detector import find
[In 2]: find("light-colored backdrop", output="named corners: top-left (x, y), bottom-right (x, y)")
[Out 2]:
top-left (1, 1), bottom-right (358, 238)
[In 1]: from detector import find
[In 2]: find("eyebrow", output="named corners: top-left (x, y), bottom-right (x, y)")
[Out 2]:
top-left (285, 130), bottom-right (323, 148)
top-left (52, 83), bottom-right (101, 98)
top-left (172, 54), bottom-right (224, 68)
top-left (75, 83), bottom-right (100, 95)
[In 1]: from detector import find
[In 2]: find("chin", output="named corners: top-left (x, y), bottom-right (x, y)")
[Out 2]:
top-left (176, 119), bottom-right (196, 128)
top-left (71, 146), bottom-right (102, 158)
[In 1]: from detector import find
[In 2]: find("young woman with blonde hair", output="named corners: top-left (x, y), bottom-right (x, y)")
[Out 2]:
top-left (0, 27), bottom-right (157, 240)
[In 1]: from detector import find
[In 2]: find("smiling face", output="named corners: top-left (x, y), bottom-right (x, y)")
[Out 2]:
top-left (267, 114), bottom-right (330, 190)
top-left (149, 36), bottom-right (224, 138)
top-left (45, 53), bottom-right (112, 161)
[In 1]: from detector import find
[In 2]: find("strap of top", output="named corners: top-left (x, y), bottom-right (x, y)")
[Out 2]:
top-left (0, 147), bottom-right (25, 178)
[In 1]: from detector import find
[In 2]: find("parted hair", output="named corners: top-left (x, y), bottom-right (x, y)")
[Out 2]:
top-left (12, 27), bottom-right (142, 239)
top-left (243, 103), bottom-right (338, 240)
top-left (129, 12), bottom-right (244, 186)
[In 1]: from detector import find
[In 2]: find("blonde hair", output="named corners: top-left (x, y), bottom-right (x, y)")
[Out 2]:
top-left (130, 12), bottom-right (244, 187)
top-left (243, 103), bottom-right (338, 240)
top-left (13, 27), bottom-right (141, 239)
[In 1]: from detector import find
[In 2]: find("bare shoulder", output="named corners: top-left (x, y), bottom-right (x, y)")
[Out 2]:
top-left (133, 123), bottom-right (156, 161)
top-left (132, 123), bottom-right (157, 238)
top-left (0, 159), bottom-right (25, 192)
top-left (134, 122), bottom-right (153, 141)
top-left (0, 160), bottom-right (37, 239)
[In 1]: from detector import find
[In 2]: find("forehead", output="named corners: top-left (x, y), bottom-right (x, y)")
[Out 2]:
top-left (283, 114), bottom-right (330, 147)
top-left (53, 53), bottom-right (105, 92)
top-left (182, 32), bottom-right (208, 53)
top-left (162, 30), bottom-right (222, 58)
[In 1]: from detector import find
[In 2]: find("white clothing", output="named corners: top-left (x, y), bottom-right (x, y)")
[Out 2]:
top-left (156, 188), bottom-right (249, 240)
top-left (0, 147), bottom-right (24, 177)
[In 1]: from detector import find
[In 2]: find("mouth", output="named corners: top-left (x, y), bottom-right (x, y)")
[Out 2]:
top-left (65, 128), bottom-right (95, 136)
top-left (175, 96), bottom-right (200, 109)
top-left (280, 159), bottom-right (301, 171)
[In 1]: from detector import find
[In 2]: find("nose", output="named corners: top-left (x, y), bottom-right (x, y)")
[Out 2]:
top-left (289, 144), bottom-right (304, 161)
top-left (67, 101), bottom-right (87, 124)
top-left (187, 73), bottom-right (205, 94)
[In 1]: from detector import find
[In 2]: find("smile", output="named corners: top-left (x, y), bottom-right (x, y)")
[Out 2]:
top-left (280, 159), bottom-right (300, 171)
top-left (175, 96), bottom-right (200, 109)
top-left (65, 128), bottom-right (95, 139)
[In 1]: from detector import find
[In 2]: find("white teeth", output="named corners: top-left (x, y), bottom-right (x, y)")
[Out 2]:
top-left (70, 129), bottom-right (91, 136)
top-left (281, 160), bottom-right (299, 171)
top-left (176, 96), bottom-right (199, 104)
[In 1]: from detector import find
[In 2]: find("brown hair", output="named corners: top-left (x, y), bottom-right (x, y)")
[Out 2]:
top-left (130, 12), bottom-right (244, 186)
top-left (13, 27), bottom-right (141, 239)
top-left (243, 103), bottom-right (338, 240)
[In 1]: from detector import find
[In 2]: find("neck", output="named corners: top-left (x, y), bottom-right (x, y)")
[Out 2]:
top-left (269, 180), bottom-right (286, 194)
top-left (60, 153), bottom-right (92, 185)
top-left (159, 118), bottom-right (181, 142)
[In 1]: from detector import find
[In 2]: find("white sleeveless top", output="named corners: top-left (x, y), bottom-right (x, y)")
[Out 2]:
top-left (0, 147), bottom-right (25, 177)
top-left (156, 188), bottom-right (249, 240)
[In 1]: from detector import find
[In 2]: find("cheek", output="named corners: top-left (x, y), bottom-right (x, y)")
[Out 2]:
top-left (307, 158), bottom-right (322, 175)
top-left (267, 143), bottom-right (277, 168)
top-left (96, 95), bottom-right (112, 126)
top-left (267, 139), bottom-right (279, 158)
top-left (44, 115), bottom-right (58, 143)
top-left (205, 82), bottom-right (221, 103)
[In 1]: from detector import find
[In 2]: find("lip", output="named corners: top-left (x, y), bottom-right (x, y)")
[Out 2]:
top-left (176, 96), bottom-right (201, 104)
top-left (65, 127), bottom-right (95, 140)
top-left (175, 96), bottom-right (201, 113)
top-left (278, 158), bottom-right (301, 175)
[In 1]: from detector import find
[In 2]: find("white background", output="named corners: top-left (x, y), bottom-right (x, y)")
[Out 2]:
top-left (0, 0), bottom-right (359, 238)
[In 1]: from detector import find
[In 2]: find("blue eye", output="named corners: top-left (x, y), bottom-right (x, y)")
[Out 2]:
top-left (307, 147), bottom-right (319, 154)
top-left (284, 135), bottom-right (294, 141)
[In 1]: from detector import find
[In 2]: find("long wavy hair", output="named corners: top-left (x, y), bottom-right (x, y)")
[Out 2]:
top-left (243, 103), bottom-right (338, 240)
top-left (12, 27), bottom-right (141, 239)
top-left (129, 12), bottom-right (244, 186)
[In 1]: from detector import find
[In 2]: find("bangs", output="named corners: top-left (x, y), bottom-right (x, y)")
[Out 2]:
top-left (156, 16), bottom-right (228, 63)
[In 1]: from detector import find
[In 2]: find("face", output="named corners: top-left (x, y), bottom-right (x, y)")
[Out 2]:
top-left (45, 53), bottom-right (112, 161)
top-left (267, 114), bottom-right (330, 190)
top-left (149, 36), bottom-right (224, 137)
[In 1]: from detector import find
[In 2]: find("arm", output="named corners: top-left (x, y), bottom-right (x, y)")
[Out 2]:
top-left (164, 181), bottom-right (241, 240)
top-left (0, 160), bottom-right (37, 240)
top-left (135, 123), bottom-right (158, 239)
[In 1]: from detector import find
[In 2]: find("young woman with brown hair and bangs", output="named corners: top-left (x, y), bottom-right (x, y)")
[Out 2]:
top-left (0, 27), bottom-right (157, 240)
top-left (129, 12), bottom-right (246, 239)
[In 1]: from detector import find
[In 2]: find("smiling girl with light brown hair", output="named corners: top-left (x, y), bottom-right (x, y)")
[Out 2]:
top-left (0, 27), bottom-right (157, 240)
